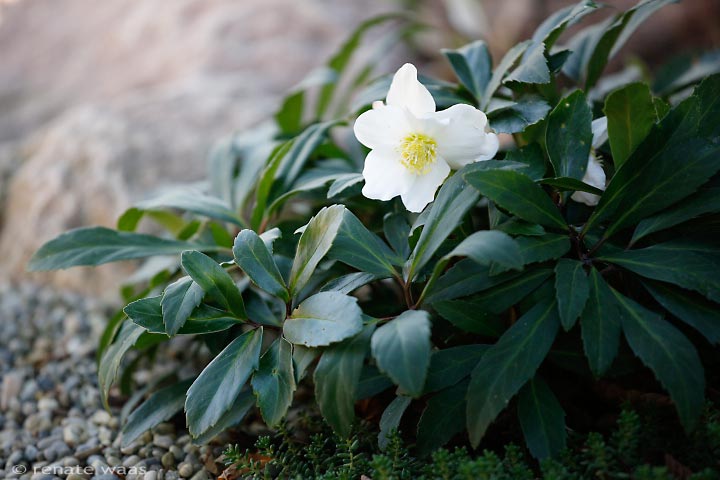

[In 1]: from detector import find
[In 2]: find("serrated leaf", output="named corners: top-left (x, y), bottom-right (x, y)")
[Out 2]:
top-left (126, 296), bottom-right (243, 336)
top-left (488, 95), bottom-right (551, 134)
top-left (506, 42), bottom-right (550, 85)
top-left (469, 268), bottom-right (554, 314)
top-left (284, 292), bottom-right (363, 347)
top-left (371, 310), bottom-right (432, 397)
top-left (315, 324), bottom-right (374, 437)
top-left (329, 209), bottom-right (400, 277)
top-left (185, 328), bottom-right (263, 437)
top-left (288, 205), bottom-right (345, 295)
top-left (161, 277), bottom-right (205, 336)
top-left (181, 250), bottom-right (246, 319)
top-left (424, 345), bottom-right (488, 393)
top-left (378, 396), bottom-right (411, 450)
top-left (643, 281), bottom-right (720, 345)
top-left (466, 300), bottom-right (560, 447)
top-left (554, 259), bottom-right (589, 330)
top-left (580, 269), bottom-right (622, 376)
top-left (417, 380), bottom-right (468, 454)
top-left (251, 338), bottom-right (296, 426)
top-left (604, 82), bottom-right (658, 167)
top-left (517, 378), bottom-right (567, 459)
top-left (600, 241), bottom-right (720, 302)
top-left (481, 40), bottom-right (531, 110)
top-left (546, 90), bottom-right (593, 180)
top-left (464, 169), bottom-right (567, 230)
top-left (28, 227), bottom-right (224, 271)
top-left (424, 260), bottom-right (522, 304)
top-left (443, 40), bottom-right (492, 101)
top-left (122, 380), bottom-right (193, 447)
top-left (233, 230), bottom-right (289, 302)
top-left (615, 290), bottom-right (705, 431)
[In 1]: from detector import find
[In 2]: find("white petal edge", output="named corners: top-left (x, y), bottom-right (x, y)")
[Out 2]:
top-left (433, 104), bottom-right (500, 169)
top-left (400, 156), bottom-right (451, 213)
top-left (386, 63), bottom-right (436, 117)
top-left (571, 153), bottom-right (606, 206)
top-left (591, 116), bottom-right (608, 149)
top-left (354, 104), bottom-right (410, 150)
top-left (361, 148), bottom-right (414, 202)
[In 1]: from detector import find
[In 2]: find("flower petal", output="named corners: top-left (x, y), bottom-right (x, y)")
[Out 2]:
top-left (386, 63), bottom-right (436, 117)
top-left (400, 156), bottom-right (451, 213)
top-left (354, 104), bottom-right (410, 150)
top-left (571, 153), bottom-right (606, 206)
top-left (433, 104), bottom-right (500, 169)
top-left (361, 148), bottom-right (412, 201)
top-left (591, 116), bottom-right (608, 149)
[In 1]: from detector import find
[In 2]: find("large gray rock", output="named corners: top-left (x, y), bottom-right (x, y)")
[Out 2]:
top-left (0, 0), bottom-right (394, 295)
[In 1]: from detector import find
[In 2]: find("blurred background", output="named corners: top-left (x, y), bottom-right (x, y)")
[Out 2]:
top-left (1, 0), bottom-right (718, 296)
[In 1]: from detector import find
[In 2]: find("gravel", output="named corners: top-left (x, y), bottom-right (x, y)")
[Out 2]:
top-left (0, 283), bottom-right (228, 479)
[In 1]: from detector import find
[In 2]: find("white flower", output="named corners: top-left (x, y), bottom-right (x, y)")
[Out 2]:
top-left (353, 63), bottom-right (499, 213)
top-left (571, 117), bottom-right (608, 206)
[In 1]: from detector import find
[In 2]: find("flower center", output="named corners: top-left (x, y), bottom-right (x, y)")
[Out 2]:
top-left (399, 133), bottom-right (437, 175)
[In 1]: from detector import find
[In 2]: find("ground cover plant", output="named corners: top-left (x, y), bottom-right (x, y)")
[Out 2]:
top-left (29, 0), bottom-right (720, 474)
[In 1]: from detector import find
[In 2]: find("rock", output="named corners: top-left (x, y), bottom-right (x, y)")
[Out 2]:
top-left (160, 452), bottom-right (174, 470)
top-left (90, 411), bottom-right (112, 426)
top-left (189, 471), bottom-right (208, 480)
top-left (143, 472), bottom-right (158, 480)
top-left (0, 0), bottom-right (396, 295)
top-left (177, 462), bottom-right (195, 478)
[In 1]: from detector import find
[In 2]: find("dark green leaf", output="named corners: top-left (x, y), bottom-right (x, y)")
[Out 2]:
top-left (585, 0), bottom-right (675, 89)
top-left (378, 396), bottom-right (411, 450)
top-left (98, 321), bottom-right (145, 408)
top-left (604, 82), bottom-right (658, 167)
top-left (320, 272), bottom-right (380, 295)
top-left (383, 213), bottom-right (411, 260)
top-left (424, 260), bottom-right (522, 304)
top-left (191, 391), bottom-right (255, 445)
top-left (275, 122), bottom-right (336, 193)
top-left (488, 234), bottom-right (570, 276)
top-left (329, 209), bottom-right (400, 277)
top-left (504, 143), bottom-right (547, 181)
top-left (488, 95), bottom-right (551, 134)
top-left (644, 281), bottom-right (720, 345)
top-left (251, 338), bottom-right (296, 426)
top-left (470, 268), bottom-right (554, 314)
top-left (424, 345), bottom-right (488, 393)
top-left (357, 365), bottom-right (394, 400)
top-left (181, 250), bottom-right (246, 319)
top-left (506, 42), bottom-right (550, 85)
top-left (540, 177), bottom-right (604, 195)
top-left (371, 310), bottom-right (432, 397)
top-left (531, 0), bottom-right (597, 49)
top-left (480, 40), bottom-right (531, 110)
top-left (546, 90), bottom-right (593, 180)
top-left (186, 328), bottom-right (263, 437)
top-left (417, 380), bottom-right (468, 454)
top-left (600, 241), bottom-right (720, 302)
top-left (289, 205), bottom-right (345, 295)
top-left (250, 141), bottom-right (293, 230)
top-left (554, 259), bottom-right (589, 331)
top-left (443, 40), bottom-right (492, 101)
top-left (615, 290), bottom-right (705, 430)
top-left (292, 345), bottom-right (317, 383)
top-left (584, 75), bottom-right (720, 238)
top-left (28, 227), bottom-right (223, 271)
top-left (122, 380), bottom-right (193, 447)
top-left (327, 173), bottom-right (364, 198)
top-left (433, 299), bottom-right (504, 336)
top-left (407, 171), bottom-right (480, 281)
top-left (466, 300), bottom-right (560, 447)
top-left (233, 230), bottom-right (289, 302)
top-left (161, 277), bottom-right (204, 336)
top-left (314, 324), bottom-right (374, 437)
top-left (517, 378), bottom-right (567, 459)
top-left (631, 184), bottom-right (720, 244)
top-left (284, 292), bottom-right (363, 347)
top-left (580, 269), bottom-right (622, 376)
top-left (126, 296), bottom-right (242, 336)
top-left (464, 169), bottom-right (567, 229)
top-left (136, 189), bottom-right (243, 226)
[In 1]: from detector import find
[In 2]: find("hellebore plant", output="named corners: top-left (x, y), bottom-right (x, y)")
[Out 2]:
top-left (29, 0), bottom-right (720, 463)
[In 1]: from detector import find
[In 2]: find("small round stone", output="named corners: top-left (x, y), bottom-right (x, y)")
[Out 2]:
top-left (177, 462), bottom-right (194, 478)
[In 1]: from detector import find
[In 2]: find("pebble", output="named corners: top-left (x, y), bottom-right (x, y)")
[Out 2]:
top-left (0, 284), bottom-right (224, 480)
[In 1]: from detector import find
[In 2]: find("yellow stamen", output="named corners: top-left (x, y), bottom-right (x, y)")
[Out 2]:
top-left (399, 133), bottom-right (437, 175)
